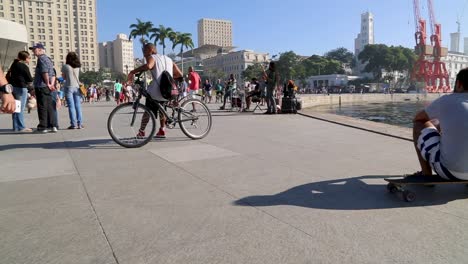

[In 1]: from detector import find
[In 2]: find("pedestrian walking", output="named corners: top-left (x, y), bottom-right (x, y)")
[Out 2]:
top-left (203, 79), bottom-right (213, 103)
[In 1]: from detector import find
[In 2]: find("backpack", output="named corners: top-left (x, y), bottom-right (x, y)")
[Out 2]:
top-left (156, 55), bottom-right (178, 100)
top-left (159, 70), bottom-right (178, 100)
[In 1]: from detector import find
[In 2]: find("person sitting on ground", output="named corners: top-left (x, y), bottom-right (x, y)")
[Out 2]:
top-left (412, 68), bottom-right (468, 180)
top-left (285, 80), bottom-right (297, 98)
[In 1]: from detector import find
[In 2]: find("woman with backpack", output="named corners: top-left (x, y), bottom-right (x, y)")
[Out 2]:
top-left (61, 52), bottom-right (84, 129)
top-left (8, 51), bottom-right (34, 132)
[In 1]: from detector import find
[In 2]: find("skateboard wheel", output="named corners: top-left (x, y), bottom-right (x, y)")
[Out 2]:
top-left (387, 183), bottom-right (398, 194)
top-left (403, 191), bottom-right (416, 202)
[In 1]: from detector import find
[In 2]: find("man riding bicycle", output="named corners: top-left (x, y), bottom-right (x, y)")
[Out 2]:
top-left (128, 43), bottom-right (182, 138)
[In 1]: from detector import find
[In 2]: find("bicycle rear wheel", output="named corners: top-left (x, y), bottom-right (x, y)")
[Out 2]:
top-left (107, 102), bottom-right (156, 148)
top-left (179, 99), bottom-right (212, 139)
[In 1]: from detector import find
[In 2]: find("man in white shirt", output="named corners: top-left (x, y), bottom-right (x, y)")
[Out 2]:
top-left (412, 68), bottom-right (468, 180)
top-left (128, 43), bottom-right (182, 138)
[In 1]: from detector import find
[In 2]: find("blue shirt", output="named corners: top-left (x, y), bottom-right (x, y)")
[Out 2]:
top-left (34, 54), bottom-right (55, 87)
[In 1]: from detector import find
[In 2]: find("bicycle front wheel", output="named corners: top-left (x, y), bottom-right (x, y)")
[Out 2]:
top-left (107, 102), bottom-right (156, 148)
top-left (179, 99), bottom-right (212, 139)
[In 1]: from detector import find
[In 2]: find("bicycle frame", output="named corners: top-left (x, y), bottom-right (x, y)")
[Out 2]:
top-left (130, 74), bottom-right (199, 128)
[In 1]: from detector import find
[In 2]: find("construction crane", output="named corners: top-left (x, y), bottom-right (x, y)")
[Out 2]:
top-left (412, 0), bottom-right (450, 93)
top-left (427, 0), bottom-right (450, 92)
top-left (412, 0), bottom-right (432, 92)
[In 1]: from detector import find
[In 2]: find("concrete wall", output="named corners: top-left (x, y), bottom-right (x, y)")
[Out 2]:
top-left (300, 93), bottom-right (443, 109)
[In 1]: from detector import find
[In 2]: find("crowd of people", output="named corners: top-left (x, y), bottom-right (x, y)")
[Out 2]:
top-left (1, 41), bottom-right (467, 183)
top-left (1, 43), bottom-right (86, 132)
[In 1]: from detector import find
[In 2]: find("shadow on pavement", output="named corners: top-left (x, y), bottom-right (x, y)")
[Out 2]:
top-left (0, 139), bottom-right (118, 151)
top-left (234, 175), bottom-right (468, 210)
top-left (0, 136), bottom-right (194, 151)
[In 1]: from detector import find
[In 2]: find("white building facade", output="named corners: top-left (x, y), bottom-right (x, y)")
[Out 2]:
top-left (202, 50), bottom-right (269, 81)
top-left (354, 12), bottom-right (375, 55)
top-left (197, 18), bottom-right (232, 48)
top-left (0, 0), bottom-right (99, 72)
top-left (99, 34), bottom-right (134, 74)
top-left (442, 52), bottom-right (468, 87)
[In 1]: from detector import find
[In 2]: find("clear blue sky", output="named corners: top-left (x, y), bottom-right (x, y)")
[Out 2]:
top-left (97, 0), bottom-right (468, 58)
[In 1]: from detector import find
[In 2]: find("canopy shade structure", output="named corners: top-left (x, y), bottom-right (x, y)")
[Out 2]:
top-left (0, 19), bottom-right (28, 71)
top-left (177, 45), bottom-right (236, 59)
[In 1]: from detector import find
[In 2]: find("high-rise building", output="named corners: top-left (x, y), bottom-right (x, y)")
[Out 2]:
top-left (354, 12), bottom-right (375, 76)
top-left (99, 42), bottom-right (114, 71)
top-left (465, 37), bottom-right (468, 55)
top-left (0, 0), bottom-right (99, 72)
top-left (450, 32), bottom-right (461, 52)
top-left (354, 12), bottom-right (375, 55)
top-left (99, 34), bottom-right (134, 74)
top-left (197, 18), bottom-right (232, 47)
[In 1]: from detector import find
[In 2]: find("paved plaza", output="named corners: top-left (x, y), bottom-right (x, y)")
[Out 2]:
top-left (1, 101), bottom-right (468, 264)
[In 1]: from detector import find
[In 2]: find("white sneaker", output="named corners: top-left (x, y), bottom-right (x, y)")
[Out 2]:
top-left (50, 127), bottom-right (58, 133)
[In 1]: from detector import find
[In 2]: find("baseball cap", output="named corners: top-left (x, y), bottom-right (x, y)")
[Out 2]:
top-left (29, 43), bottom-right (45, 50)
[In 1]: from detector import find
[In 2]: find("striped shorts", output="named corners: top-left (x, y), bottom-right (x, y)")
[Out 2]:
top-left (417, 127), bottom-right (461, 181)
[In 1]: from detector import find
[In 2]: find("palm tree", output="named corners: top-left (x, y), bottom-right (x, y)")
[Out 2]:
top-left (129, 19), bottom-right (153, 49)
top-left (150, 25), bottom-right (174, 55)
top-left (171, 32), bottom-right (194, 74)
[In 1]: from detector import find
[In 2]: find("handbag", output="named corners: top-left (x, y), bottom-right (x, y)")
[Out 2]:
top-left (70, 65), bottom-right (87, 96)
top-left (27, 96), bottom-right (37, 109)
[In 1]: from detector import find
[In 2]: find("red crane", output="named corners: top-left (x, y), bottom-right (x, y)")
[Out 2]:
top-left (412, 0), bottom-right (450, 93)
top-left (412, 0), bottom-right (432, 91)
top-left (427, 0), bottom-right (450, 92)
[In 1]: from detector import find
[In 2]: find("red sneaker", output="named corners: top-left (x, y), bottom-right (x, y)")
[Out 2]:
top-left (136, 130), bottom-right (145, 138)
top-left (155, 128), bottom-right (166, 138)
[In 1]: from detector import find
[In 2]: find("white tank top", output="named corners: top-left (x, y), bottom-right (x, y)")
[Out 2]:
top-left (147, 54), bottom-right (174, 101)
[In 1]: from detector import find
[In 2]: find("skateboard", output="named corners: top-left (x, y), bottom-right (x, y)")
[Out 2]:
top-left (385, 175), bottom-right (468, 202)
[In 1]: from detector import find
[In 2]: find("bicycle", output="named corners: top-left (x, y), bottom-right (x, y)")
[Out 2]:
top-left (107, 73), bottom-right (212, 148)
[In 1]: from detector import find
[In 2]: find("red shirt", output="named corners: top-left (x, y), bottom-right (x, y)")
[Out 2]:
top-left (188, 71), bottom-right (201, 91)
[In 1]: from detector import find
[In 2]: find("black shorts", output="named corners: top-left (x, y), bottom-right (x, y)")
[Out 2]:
top-left (145, 98), bottom-right (161, 117)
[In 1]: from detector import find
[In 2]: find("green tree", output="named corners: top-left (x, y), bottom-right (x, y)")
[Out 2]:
top-left (276, 51), bottom-right (301, 82)
top-left (150, 25), bottom-right (174, 55)
top-left (242, 63), bottom-right (264, 81)
top-left (170, 32), bottom-right (194, 74)
top-left (358, 44), bottom-right (389, 80)
top-left (324, 47), bottom-right (354, 64)
top-left (358, 44), bottom-right (416, 81)
top-left (300, 55), bottom-right (344, 76)
top-left (79, 71), bottom-right (99, 85)
top-left (129, 19), bottom-right (154, 49)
